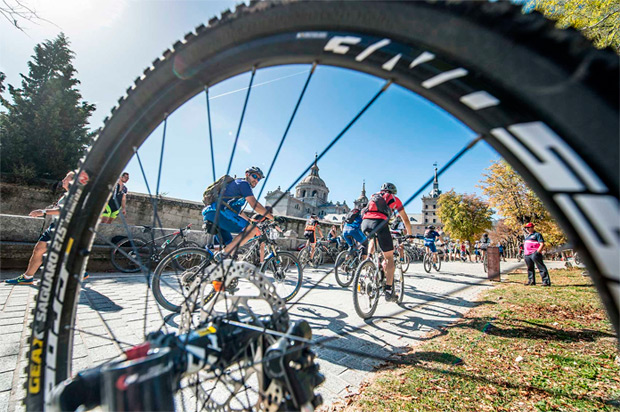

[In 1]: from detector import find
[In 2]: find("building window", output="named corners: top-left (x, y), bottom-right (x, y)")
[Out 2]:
top-left (433, 204), bottom-right (436, 209)
top-left (425, 204), bottom-right (428, 209)
top-left (425, 218), bottom-right (428, 223)
top-left (433, 212), bottom-right (435, 216)
top-left (302, 190), bottom-right (306, 197)
top-left (312, 190), bottom-right (317, 197)
top-left (433, 219), bottom-right (436, 223)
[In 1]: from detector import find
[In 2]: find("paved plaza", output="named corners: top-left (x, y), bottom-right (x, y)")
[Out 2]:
top-left (0, 259), bottom-right (566, 411)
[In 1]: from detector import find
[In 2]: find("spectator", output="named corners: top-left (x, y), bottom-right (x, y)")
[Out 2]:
top-left (101, 172), bottom-right (129, 224)
top-left (523, 222), bottom-right (551, 286)
top-left (6, 171), bottom-right (88, 285)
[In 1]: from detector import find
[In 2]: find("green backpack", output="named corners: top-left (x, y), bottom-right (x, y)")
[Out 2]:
top-left (202, 175), bottom-right (235, 205)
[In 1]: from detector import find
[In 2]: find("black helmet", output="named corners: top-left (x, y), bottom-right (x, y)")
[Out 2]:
top-left (246, 166), bottom-right (264, 179)
top-left (381, 182), bottom-right (397, 194)
top-left (428, 225), bottom-right (436, 230)
top-left (483, 233), bottom-right (488, 237)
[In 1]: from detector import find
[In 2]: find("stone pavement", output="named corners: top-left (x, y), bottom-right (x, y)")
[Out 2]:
top-left (0, 259), bottom-right (567, 411)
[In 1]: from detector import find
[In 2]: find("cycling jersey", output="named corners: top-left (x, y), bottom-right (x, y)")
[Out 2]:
top-left (480, 237), bottom-right (491, 249)
top-left (424, 230), bottom-right (440, 243)
top-left (363, 191), bottom-right (403, 220)
top-left (344, 215), bottom-right (362, 230)
top-left (305, 218), bottom-right (320, 232)
top-left (524, 232), bottom-right (544, 256)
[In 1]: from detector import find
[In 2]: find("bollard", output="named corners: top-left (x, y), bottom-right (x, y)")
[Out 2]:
top-left (487, 246), bottom-right (500, 281)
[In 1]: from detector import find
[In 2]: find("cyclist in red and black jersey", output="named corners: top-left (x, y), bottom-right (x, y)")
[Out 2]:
top-left (361, 182), bottom-right (412, 302)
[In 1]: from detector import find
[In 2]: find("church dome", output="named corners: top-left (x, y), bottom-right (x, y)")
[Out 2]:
top-left (297, 161), bottom-right (327, 188)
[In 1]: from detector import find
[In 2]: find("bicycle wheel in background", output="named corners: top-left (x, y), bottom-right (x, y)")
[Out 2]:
top-left (297, 246), bottom-right (311, 268)
top-left (399, 250), bottom-right (410, 274)
top-left (25, 1), bottom-right (619, 410)
top-left (260, 251), bottom-right (303, 302)
top-left (352, 259), bottom-right (381, 319)
top-left (423, 254), bottom-right (432, 273)
top-left (334, 250), bottom-right (357, 287)
top-left (110, 237), bottom-right (150, 273)
top-left (151, 247), bottom-right (213, 312)
top-left (435, 256), bottom-right (442, 272)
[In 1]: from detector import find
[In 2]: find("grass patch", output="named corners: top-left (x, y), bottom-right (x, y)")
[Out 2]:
top-left (330, 268), bottom-right (619, 411)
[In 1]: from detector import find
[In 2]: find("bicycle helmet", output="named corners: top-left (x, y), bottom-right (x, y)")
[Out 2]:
top-left (381, 182), bottom-right (397, 194)
top-left (245, 166), bottom-right (264, 179)
top-left (428, 225), bottom-right (436, 230)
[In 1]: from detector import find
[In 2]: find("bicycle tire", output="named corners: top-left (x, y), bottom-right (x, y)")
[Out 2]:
top-left (423, 254), bottom-right (432, 273)
top-left (394, 269), bottom-right (405, 305)
top-left (352, 259), bottom-right (380, 319)
top-left (334, 250), bottom-right (356, 288)
top-left (151, 247), bottom-right (213, 313)
top-left (435, 256), bottom-right (442, 272)
top-left (400, 250), bottom-right (410, 274)
top-left (260, 251), bottom-right (303, 302)
top-left (110, 237), bottom-right (150, 273)
top-left (297, 246), bottom-right (311, 268)
top-left (25, 1), bottom-right (619, 409)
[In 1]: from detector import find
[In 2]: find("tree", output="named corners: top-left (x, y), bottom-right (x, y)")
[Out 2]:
top-left (523, 0), bottom-right (620, 52)
top-left (479, 160), bottom-right (567, 247)
top-left (0, 33), bottom-right (95, 182)
top-left (437, 190), bottom-right (494, 244)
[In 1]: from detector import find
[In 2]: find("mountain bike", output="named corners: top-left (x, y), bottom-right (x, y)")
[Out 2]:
top-left (352, 234), bottom-right (405, 319)
top-left (423, 249), bottom-right (441, 273)
top-left (393, 235), bottom-right (412, 273)
top-left (152, 220), bottom-right (303, 312)
top-left (110, 223), bottom-right (201, 272)
top-left (334, 246), bottom-right (363, 287)
top-left (25, 2), bottom-right (618, 410)
top-left (298, 243), bottom-right (322, 268)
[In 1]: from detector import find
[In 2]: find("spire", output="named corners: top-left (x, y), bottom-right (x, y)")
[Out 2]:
top-left (430, 162), bottom-right (441, 198)
top-left (361, 180), bottom-right (366, 197)
top-left (310, 153), bottom-right (319, 176)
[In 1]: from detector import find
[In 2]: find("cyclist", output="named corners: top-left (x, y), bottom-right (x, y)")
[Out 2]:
top-left (361, 182), bottom-right (412, 302)
top-left (498, 242), bottom-right (506, 262)
top-left (342, 203), bottom-right (368, 258)
top-left (474, 241), bottom-right (481, 262)
top-left (464, 240), bottom-right (472, 262)
top-left (303, 214), bottom-right (323, 264)
top-left (480, 233), bottom-right (491, 262)
top-left (201, 167), bottom-right (273, 258)
top-left (423, 225), bottom-right (443, 269)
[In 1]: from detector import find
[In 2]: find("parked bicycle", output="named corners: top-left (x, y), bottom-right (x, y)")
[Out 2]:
top-left (352, 233), bottom-right (405, 319)
top-left (110, 223), bottom-right (201, 273)
top-left (151, 219), bottom-right (303, 312)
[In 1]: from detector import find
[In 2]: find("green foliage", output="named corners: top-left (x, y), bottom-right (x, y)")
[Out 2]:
top-left (526, 0), bottom-right (620, 52)
top-left (479, 160), bottom-right (567, 246)
top-left (436, 190), bottom-right (493, 244)
top-left (0, 33), bottom-right (95, 181)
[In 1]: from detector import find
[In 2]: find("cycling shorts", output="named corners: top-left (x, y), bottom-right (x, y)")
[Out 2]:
top-left (202, 207), bottom-right (249, 246)
top-left (304, 231), bottom-right (316, 244)
top-left (361, 219), bottom-right (393, 253)
top-left (424, 241), bottom-right (437, 253)
top-left (38, 222), bottom-right (55, 242)
top-left (102, 204), bottom-right (121, 219)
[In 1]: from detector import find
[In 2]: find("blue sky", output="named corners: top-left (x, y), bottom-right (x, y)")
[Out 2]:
top-left (1, 0), bottom-right (501, 215)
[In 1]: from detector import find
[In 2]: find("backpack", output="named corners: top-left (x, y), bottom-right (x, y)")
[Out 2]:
top-left (367, 192), bottom-right (392, 217)
top-left (202, 175), bottom-right (235, 205)
top-left (344, 208), bottom-right (361, 224)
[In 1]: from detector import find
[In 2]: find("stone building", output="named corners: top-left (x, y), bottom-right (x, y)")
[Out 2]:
top-left (264, 157), bottom-right (350, 219)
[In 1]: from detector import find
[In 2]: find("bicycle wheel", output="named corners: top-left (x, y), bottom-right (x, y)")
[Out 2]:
top-left (399, 249), bottom-right (410, 274)
top-left (260, 251), bottom-right (303, 302)
top-left (352, 259), bottom-right (380, 319)
top-left (297, 246), bottom-right (311, 268)
top-left (423, 254), bottom-right (432, 273)
top-left (170, 240), bottom-right (203, 270)
top-left (312, 248), bottom-right (324, 268)
top-left (25, 2), bottom-right (619, 409)
top-left (334, 250), bottom-right (357, 288)
top-left (435, 255), bottom-right (442, 272)
top-left (110, 237), bottom-right (150, 273)
top-left (151, 247), bottom-right (213, 312)
top-left (394, 269), bottom-right (405, 305)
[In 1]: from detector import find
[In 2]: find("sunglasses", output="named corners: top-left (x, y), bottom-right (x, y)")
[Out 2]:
top-left (251, 173), bottom-right (261, 181)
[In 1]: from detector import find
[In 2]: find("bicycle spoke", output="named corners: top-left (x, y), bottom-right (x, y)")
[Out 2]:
top-left (257, 63), bottom-right (316, 200)
top-left (204, 86), bottom-right (217, 183)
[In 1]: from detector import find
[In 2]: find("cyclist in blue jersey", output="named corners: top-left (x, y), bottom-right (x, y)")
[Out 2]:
top-left (423, 225), bottom-right (443, 269)
top-left (342, 204), bottom-right (368, 258)
top-left (202, 167), bottom-right (273, 258)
